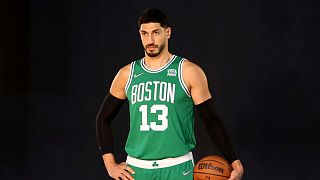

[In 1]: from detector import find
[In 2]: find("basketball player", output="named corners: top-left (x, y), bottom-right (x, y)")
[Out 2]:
top-left (96, 8), bottom-right (244, 180)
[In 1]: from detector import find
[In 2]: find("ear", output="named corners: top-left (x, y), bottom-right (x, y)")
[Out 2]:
top-left (166, 27), bottom-right (171, 39)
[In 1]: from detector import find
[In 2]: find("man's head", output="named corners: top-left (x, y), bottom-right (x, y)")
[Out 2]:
top-left (138, 8), bottom-right (169, 29)
top-left (138, 8), bottom-right (171, 57)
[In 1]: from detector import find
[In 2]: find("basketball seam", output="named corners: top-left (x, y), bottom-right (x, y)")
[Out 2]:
top-left (193, 172), bottom-right (230, 178)
top-left (197, 159), bottom-right (233, 172)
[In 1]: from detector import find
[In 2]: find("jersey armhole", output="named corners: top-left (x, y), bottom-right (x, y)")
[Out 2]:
top-left (178, 59), bottom-right (191, 97)
top-left (125, 61), bottom-right (135, 93)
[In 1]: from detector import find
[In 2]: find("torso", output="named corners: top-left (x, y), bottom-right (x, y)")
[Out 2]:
top-left (124, 55), bottom-right (196, 160)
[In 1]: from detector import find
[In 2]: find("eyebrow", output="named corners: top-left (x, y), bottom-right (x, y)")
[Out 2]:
top-left (140, 29), bottom-right (162, 33)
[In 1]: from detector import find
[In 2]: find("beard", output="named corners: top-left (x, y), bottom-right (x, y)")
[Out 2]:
top-left (144, 41), bottom-right (166, 57)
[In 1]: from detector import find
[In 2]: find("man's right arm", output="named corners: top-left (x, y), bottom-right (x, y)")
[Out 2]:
top-left (96, 64), bottom-right (135, 180)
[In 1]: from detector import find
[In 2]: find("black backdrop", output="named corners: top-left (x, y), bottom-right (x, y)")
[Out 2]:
top-left (1, 0), bottom-right (319, 179)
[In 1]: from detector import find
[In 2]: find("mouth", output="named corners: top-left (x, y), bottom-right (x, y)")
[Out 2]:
top-left (146, 45), bottom-right (158, 50)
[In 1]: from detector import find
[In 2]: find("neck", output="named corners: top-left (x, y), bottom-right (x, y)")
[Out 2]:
top-left (144, 51), bottom-right (173, 70)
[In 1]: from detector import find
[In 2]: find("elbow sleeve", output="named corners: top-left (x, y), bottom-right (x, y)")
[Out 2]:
top-left (196, 98), bottom-right (237, 163)
top-left (96, 93), bottom-right (126, 155)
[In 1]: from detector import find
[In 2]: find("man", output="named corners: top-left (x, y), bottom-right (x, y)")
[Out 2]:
top-left (96, 8), bottom-right (244, 180)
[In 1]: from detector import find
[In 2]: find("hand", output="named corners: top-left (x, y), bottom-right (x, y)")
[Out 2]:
top-left (107, 162), bottom-right (135, 180)
top-left (228, 160), bottom-right (244, 180)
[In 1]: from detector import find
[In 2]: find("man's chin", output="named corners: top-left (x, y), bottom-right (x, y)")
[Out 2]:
top-left (146, 51), bottom-right (160, 57)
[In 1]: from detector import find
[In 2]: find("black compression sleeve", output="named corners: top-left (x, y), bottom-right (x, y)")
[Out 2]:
top-left (96, 93), bottom-right (126, 155)
top-left (196, 98), bottom-right (237, 163)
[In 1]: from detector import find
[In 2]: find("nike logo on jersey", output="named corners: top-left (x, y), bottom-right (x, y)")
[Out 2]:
top-left (183, 170), bottom-right (193, 176)
top-left (134, 72), bottom-right (144, 78)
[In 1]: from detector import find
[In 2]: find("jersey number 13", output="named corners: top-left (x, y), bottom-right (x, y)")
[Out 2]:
top-left (139, 104), bottom-right (168, 131)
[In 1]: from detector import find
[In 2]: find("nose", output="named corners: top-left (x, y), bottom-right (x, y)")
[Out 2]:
top-left (146, 34), bottom-right (154, 44)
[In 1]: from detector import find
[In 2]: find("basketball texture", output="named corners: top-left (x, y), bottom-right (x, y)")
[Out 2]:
top-left (194, 156), bottom-right (232, 180)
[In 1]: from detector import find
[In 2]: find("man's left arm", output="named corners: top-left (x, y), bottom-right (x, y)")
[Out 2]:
top-left (182, 60), bottom-right (244, 180)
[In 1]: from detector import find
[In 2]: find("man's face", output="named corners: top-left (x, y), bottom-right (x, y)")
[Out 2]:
top-left (139, 22), bottom-right (171, 57)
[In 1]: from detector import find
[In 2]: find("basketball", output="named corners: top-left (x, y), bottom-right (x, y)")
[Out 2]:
top-left (194, 156), bottom-right (232, 180)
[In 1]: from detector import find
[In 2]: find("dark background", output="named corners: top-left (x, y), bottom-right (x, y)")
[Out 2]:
top-left (1, 0), bottom-right (319, 179)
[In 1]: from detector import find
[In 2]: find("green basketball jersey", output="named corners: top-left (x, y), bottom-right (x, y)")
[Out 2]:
top-left (125, 55), bottom-right (196, 160)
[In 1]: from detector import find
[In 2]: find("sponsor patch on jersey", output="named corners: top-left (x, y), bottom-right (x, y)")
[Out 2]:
top-left (167, 69), bottom-right (177, 76)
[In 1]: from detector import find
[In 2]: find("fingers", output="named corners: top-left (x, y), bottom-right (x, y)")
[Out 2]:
top-left (120, 170), bottom-right (133, 180)
top-left (125, 165), bottom-right (135, 175)
top-left (228, 170), bottom-right (240, 180)
top-left (120, 162), bottom-right (135, 176)
top-left (230, 160), bottom-right (244, 180)
top-left (115, 171), bottom-right (133, 180)
top-left (117, 162), bottom-right (135, 180)
top-left (108, 162), bottom-right (135, 180)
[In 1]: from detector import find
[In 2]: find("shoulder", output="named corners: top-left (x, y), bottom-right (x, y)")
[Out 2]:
top-left (182, 59), bottom-right (206, 76)
top-left (181, 59), bottom-right (212, 103)
top-left (109, 63), bottom-right (132, 99)
top-left (111, 63), bottom-right (131, 87)
top-left (181, 59), bottom-right (208, 87)
top-left (116, 60), bottom-right (138, 82)
top-left (115, 56), bottom-right (144, 81)
top-left (118, 63), bottom-right (131, 77)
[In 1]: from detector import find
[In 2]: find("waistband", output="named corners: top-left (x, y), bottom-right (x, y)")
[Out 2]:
top-left (126, 152), bottom-right (193, 169)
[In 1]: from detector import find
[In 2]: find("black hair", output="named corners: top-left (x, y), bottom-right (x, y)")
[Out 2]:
top-left (138, 8), bottom-right (169, 29)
